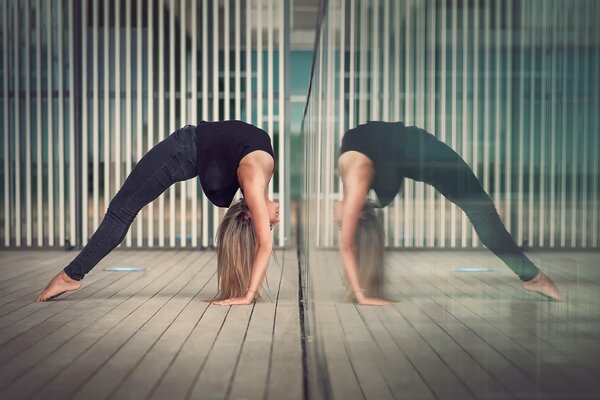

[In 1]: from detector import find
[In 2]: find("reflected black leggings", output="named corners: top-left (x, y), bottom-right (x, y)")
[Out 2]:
top-left (404, 128), bottom-right (540, 281)
top-left (64, 126), bottom-right (198, 280)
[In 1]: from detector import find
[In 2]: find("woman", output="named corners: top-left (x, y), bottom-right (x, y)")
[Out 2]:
top-left (37, 121), bottom-right (280, 305)
top-left (336, 121), bottom-right (564, 305)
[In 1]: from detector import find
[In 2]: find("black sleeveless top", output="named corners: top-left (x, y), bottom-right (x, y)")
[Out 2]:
top-left (340, 121), bottom-right (411, 207)
top-left (195, 120), bottom-right (274, 207)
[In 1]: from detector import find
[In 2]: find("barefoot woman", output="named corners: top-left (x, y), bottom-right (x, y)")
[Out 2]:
top-left (37, 121), bottom-right (280, 305)
top-left (337, 121), bottom-right (564, 305)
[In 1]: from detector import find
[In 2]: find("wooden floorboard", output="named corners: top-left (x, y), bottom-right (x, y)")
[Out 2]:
top-left (306, 249), bottom-right (600, 400)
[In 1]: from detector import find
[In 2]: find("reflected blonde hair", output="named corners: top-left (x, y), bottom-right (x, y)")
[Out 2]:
top-left (352, 201), bottom-right (384, 298)
top-left (216, 199), bottom-right (260, 300)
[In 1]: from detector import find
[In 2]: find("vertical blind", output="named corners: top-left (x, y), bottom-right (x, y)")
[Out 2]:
top-left (1, 0), bottom-right (290, 248)
top-left (302, 0), bottom-right (599, 249)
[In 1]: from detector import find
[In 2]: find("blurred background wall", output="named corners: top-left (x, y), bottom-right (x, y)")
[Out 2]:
top-left (0, 0), bottom-right (318, 249)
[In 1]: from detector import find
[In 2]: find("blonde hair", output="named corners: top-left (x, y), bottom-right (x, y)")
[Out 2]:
top-left (352, 201), bottom-right (385, 298)
top-left (215, 199), bottom-right (261, 300)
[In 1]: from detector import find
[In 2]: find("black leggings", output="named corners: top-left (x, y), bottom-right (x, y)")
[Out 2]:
top-left (64, 126), bottom-right (198, 280)
top-left (403, 128), bottom-right (540, 281)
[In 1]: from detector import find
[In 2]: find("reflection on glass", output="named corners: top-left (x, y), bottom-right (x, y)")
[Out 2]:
top-left (337, 121), bottom-right (564, 305)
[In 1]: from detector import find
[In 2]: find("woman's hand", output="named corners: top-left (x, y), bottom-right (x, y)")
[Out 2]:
top-left (212, 293), bottom-right (254, 306)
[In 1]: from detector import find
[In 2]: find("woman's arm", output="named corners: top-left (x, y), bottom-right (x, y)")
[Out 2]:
top-left (339, 155), bottom-right (391, 306)
top-left (213, 155), bottom-right (273, 305)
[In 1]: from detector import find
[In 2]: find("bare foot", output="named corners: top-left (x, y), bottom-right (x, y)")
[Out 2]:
top-left (522, 271), bottom-right (565, 301)
top-left (36, 271), bottom-right (81, 302)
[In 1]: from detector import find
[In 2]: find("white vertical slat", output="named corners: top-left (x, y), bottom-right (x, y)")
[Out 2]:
top-left (202, 0), bottom-right (209, 247)
top-left (324, 0), bottom-right (334, 247)
top-left (121, 0), bottom-right (128, 246)
top-left (92, 0), bottom-right (99, 235)
top-left (428, 0), bottom-right (436, 248)
top-left (348, 0), bottom-right (355, 129)
top-left (538, 1), bottom-right (547, 247)
top-left (371, 0), bottom-right (379, 119)
top-left (528, 0), bottom-right (537, 247)
top-left (267, 0), bottom-right (274, 201)
top-left (47, 0), bottom-right (53, 246)
top-left (337, 0), bottom-right (346, 227)
top-left (36, 0), bottom-right (43, 245)
top-left (25, 0), bottom-right (32, 246)
top-left (158, 0), bottom-right (165, 246)
top-left (472, 0), bottom-right (480, 247)
top-left (14, 0), bottom-right (21, 247)
top-left (115, 0), bottom-right (121, 214)
top-left (403, 0), bottom-right (412, 247)
top-left (180, 0), bottom-right (188, 247)
top-left (560, 0), bottom-right (567, 248)
top-left (147, 0), bottom-right (154, 247)
top-left (581, 0), bottom-right (590, 247)
top-left (393, 0), bottom-right (401, 247)
top-left (347, 0), bottom-right (356, 240)
top-left (115, 0), bottom-right (121, 212)
top-left (103, 0), bottom-right (110, 236)
top-left (58, 0), bottom-right (65, 247)
top-left (212, 0), bottom-right (220, 244)
top-left (257, 0), bottom-right (263, 131)
top-left (461, 0), bottom-right (468, 247)
top-left (505, 0), bottom-right (513, 235)
top-left (483, 1), bottom-right (491, 220)
top-left (235, 0), bottom-right (241, 120)
top-left (358, 0), bottom-right (367, 125)
top-left (439, 0), bottom-right (446, 247)
top-left (169, 0), bottom-right (176, 247)
top-left (191, 0), bottom-right (198, 247)
top-left (382, 0), bottom-right (391, 246)
top-left (450, 0), bottom-right (457, 248)
top-left (570, 0), bottom-right (579, 247)
top-left (549, 0), bottom-right (557, 247)
top-left (418, 1), bottom-right (426, 247)
top-left (493, 0), bottom-right (501, 218)
top-left (224, 0), bottom-right (230, 120)
top-left (278, 0), bottom-right (285, 246)
top-left (136, 0), bottom-right (143, 247)
top-left (315, 26), bottom-right (323, 246)
top-left (3, 0), bottom-right (10, 246)
top-left (517, 0), bottom-right (526, 247)
top-left (245, 0), bottom-right (252, 124)
top-left (82, 0), bottom-right (89, 244)
top-left (68, 0), bottom-right (76, 247)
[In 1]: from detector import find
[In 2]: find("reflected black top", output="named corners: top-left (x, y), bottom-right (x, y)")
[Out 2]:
top-left (340, 121), bottom-right (416, 207)
top-left (196, 120), bottom-right (274, 207)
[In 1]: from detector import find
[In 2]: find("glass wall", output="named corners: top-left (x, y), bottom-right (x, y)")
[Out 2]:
top-left (300, 1), bottom-right (599, 397)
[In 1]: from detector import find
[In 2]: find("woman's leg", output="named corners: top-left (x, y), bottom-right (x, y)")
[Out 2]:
top-left (424, 144), bottom-right (539, 280)
top-left (37, 126), bottom-right (197, 300)
top-left (416, 136), bottom-right (563, 299)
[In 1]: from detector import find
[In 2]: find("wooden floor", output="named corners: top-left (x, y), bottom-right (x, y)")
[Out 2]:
top-left (0, 249), bottom-right (302, 400)
top-left (2, 249), bottom-right (600, 400)
top-left (305, 249), bottom-right (600, 400)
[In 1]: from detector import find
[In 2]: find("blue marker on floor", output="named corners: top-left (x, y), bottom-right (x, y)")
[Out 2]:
top-left (455, 267), bottom-right (495, 273)
top-left (104, 267), bottom-right (147, 272)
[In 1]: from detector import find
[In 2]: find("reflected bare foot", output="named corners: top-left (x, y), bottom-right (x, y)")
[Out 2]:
top-left (36, 271), bottom-right (81, 302)
top-left (522, 271), bottom-right (565, 302)
top-left (355, 295), bottom-right (392, 306)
